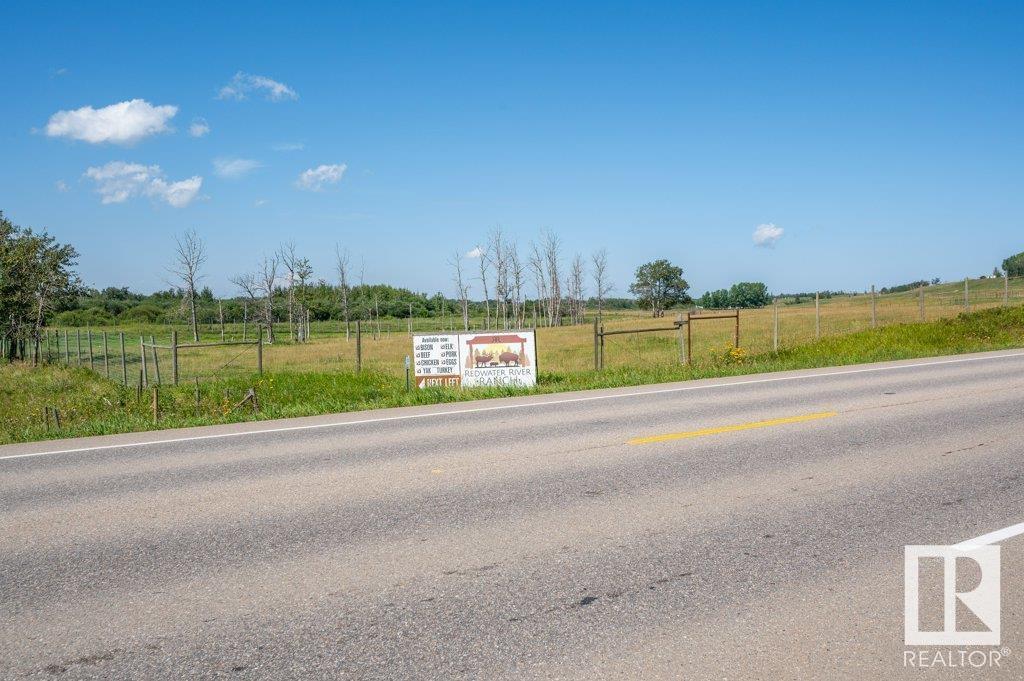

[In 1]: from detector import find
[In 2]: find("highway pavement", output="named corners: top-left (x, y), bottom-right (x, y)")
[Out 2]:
top-left (3, 349), bottom-right (1024, 679)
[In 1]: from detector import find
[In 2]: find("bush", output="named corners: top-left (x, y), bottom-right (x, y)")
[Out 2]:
top-left (119, 304), bottom-right (165, 323)
top-left (53, 308), bottom-right (115, 327)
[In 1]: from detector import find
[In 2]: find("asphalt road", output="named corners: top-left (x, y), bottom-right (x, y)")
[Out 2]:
top-left (4, 349), bottom-right (1024, 679)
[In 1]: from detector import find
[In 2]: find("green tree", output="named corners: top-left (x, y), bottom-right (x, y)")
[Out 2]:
top-left (728, 281), bottom-right (772, 308)
top-left (1003, 252), bottom-right (1024, 278)
top-left (698, 289), bottom-right (731, 309)
top-left (0, 211), bottom-right (80, 360)
top-left (628, 259), bottom-right (690, 317)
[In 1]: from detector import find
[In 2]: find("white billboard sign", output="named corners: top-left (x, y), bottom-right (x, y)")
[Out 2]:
top-left (413, 330), bottom-right (537, 388)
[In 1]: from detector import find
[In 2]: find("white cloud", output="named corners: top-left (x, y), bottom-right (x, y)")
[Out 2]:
top-left (295, 163), bottom-right (346, 191)
top-left (213, 157), bottom-right (263, 179)
top-left (753, 223), bottom-right (784, 248)
top-left (44, 99), bottom-right (177, 144)
top-left (83, 161), bottom-right (202, 208)
top-left (189, 118), bottom-right (210, 137)
top-left (55, 180), bottom-right (69, 193)
top-left (466, 246), bottom-right (483, 258)
top-left (255, 199), bottom-right (269, 207)
top-left (50, 67), bottom-right (69, 78)
top-left (272, 142), bottom-right (304, 152)
top-left (218, 72), bottom-right (297, 101)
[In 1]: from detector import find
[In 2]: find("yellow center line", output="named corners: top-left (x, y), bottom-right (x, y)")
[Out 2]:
top-left (628, 411), bottom-right (838, 445)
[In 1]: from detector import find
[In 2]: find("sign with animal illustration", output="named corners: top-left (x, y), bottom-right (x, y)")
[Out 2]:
top-left (412, 331), bottom-right (537, 388)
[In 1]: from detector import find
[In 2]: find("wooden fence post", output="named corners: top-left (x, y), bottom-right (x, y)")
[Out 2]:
top-left (734, 309), bottom-right (740, 348)
top-left (964, 278), bottom-right (970, 312)
top-left (356, 320), bottom-right (362, 373)
top-left (1006, 273), bottom-right (1010, 305)
top-left (76, 329), bottom-right (82, 366)
top-left (676, 314), bottom-right (685, 365)
top-left (870, 286), bottom-right (877, 328)
top-left (87, 328), bottom-right (94, 370)
top-left (103, 332), bottom-right (109, 378)
top-left (63, 329), bottom-right (69, 365)
top-left (815, 292), bottom-right (821, 339)
top-left (150, 335), bottom-right (160, 385)
top-left (171, 330), bottom-right (179, 385)
top-left (120, 332), bottom-right (127, 385)
top-left (219, 301), bottom-right (225, 342)
top-left (773, 299), bottom-right (779, 351)
top-left (140, 336), bottom-right (148, 387)
top-left (686, 312), bottom-right (692, 365)
top-left (918, 285), bottom-right (925, 322)
top-left (593, 318), bottom-right (600, 371)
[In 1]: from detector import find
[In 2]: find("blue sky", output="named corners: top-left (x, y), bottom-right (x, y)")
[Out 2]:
top-left (2, 1), bottom-right (1022, 298)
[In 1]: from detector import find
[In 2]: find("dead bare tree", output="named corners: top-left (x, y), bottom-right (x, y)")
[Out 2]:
top-left (258, 255), bottom-right (279, 343)
top-left (528, 241), bottom-right (549, 326)
top-left (278, 241), bottom-right (298, 341)
top-left (542, 229), bottom-right (562, 326)
top-left (231, 272), bottom-right (259, 341)
top-left (509, 245), bottom-right (525, 327)
top-left (489, 228), bottom-right (510, 329)
top-left (295, 257), bottom-right (313, 342)
top-left (591, 248), bottom-right (613, 323)
top-left (169, 229), bottom-right (206, 342)
top-left (474, 243), bottom-right (492, 329)
top-left (335, 246), bottom-right (352, 339)
top-left (567, 252), bottom-right (586, 325)
top-left (449, 250), bottom-right (471, 330)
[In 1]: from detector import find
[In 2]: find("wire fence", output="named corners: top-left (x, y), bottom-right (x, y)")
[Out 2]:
top-left (13, 274), bottom-right (1024, 381)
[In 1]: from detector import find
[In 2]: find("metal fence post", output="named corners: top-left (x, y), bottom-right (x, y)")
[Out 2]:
top-left (918, 285), bottom-right (925, 322)
top-left (87, 328), bottom-right (94, 370)
top-left (63, 329), bottom-right (69, 365)
top-left (171, 330), bottom-right (179, 385)
top-left (964, 278), bottom-right (970, 312)
top-left (76, 329), bottom-right (82, 366)
top-left (593, 318), bottom-right (600, 371)
top-left (1006, 273), bottom-right (1010, 305)
top-left (103, 332), bottom-right (109, 378)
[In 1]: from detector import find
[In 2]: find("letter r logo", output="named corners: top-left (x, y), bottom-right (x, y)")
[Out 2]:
top-left (904, 545), bottom-right (1000, 646)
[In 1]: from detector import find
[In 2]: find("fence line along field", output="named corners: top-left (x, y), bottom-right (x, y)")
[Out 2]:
top-left (18, 274), bottom-right (1024, 385)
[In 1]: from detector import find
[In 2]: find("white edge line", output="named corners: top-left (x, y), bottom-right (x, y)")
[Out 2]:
top-left (955, 522), bottom-right (1024, 551)
top-left (4, 350), bottom-right (1024, 463)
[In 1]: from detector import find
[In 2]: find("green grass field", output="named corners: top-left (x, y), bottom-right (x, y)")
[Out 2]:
top-left (26, 274), bottom-right (1024, 384)
top-left (4, 304), bottom-right (1024, 445)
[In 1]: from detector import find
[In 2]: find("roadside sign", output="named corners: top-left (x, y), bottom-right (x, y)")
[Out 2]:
top-left (412, 330), bottom-right (537, 388)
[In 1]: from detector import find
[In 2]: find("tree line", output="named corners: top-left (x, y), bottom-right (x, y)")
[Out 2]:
top-left (11, 206), bottom-right (1019, 357)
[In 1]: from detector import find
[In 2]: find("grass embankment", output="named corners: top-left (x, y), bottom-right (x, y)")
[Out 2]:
top-left (4, 306), bottom-right (1024, 445)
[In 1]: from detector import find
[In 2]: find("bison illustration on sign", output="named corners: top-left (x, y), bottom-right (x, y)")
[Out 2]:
top-left (464, 334), bottom-right (532, 370)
